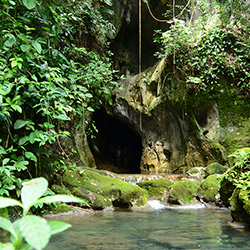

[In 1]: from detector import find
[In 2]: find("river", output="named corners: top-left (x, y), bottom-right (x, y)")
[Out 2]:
top-left (45, 205), bottom-right (250, 250)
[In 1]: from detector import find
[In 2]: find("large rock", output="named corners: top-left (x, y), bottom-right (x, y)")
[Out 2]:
top-left (167, 180), bottom-right (200, 205)
top-left (53, 168), bottom-right (148, 209)
top-left (137, 178), bottom-right (173, 198)
top-left (112, 59), bottom-right (226, 173)
top-left (197, 174), bottom-right (221, 203)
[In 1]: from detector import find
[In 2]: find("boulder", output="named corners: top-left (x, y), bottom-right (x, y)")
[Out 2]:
top-left (206, 162), bottom-right (228, 176)
top-left (167, 180), bottom-right (199, 205)
top-left (197, 174), bottom-right (221, 203)
top-left (56, 168), bottom-right (148, 209)
top-left (137, 178), bottom-right (173, 198)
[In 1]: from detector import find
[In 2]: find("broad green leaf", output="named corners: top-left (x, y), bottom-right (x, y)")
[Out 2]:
top-left (19, 244), bottom-right (33, 250)
top-left (85, 93), bottom-right (93, 98)
top-left (0, 197), bottom-right (23, 209)
top-left (20, 44), bottom-right (30, 52)
top-left (4, 36), bottom-right (16, 48)
top-left (0, 242), bottom-right (15, 250)
top-left (25, 152), bottom-right (37, 162)
top-left (14, 120), bottom-right (27, 130)
top-left (31, 41), bottom-right (42, 54)
top-left (53, 114), bottom-right (71, 121)
top-left (19, 136), bottom-right (29, 145)
top-left (34, 195), bottom-right (89, 207)
top-left (0, 83), bottom-right (14, 95)
top-left (21, 178), bottom-right (48, 213)
top-left (19, 215), bottom-right (51, 250)
top-left (47, 220), bottom-right (71, 235)
top-left (22, 0), bottom-right (36, 10)
top-left (11, 104), bottom-right (22, 113)
top-left (0, 217), bottom-right (17, 239)
top-left (3, 158), bottom-right (10, 165)
top-left (11, 219), bottom-right (23, 244)
top-left (87, 107), bottom-right (94, 112)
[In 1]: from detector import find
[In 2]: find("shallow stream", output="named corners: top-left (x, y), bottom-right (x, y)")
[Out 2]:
top-left (45, 206), bottom-right (250, 250)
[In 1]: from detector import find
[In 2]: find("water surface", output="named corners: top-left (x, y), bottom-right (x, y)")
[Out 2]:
top-left (45, 207), bottom-right (250, 250)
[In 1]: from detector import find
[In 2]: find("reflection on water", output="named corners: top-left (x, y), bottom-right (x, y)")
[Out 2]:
top-left (44, 208), bottom-right (250, 250)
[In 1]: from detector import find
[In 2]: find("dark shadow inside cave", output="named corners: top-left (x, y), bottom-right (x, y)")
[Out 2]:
top-left (88, 109), bottom-right (142, 174)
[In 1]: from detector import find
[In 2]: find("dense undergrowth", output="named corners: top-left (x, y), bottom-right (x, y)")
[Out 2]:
top-left (0, 0), bottom-right (118, 196)
top-left (155, 0), bottom-right (250, 101)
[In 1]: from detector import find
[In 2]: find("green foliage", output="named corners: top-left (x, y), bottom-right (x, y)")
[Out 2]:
top-left (0, 0), bottom-right (118, 195)
top-left (0, 177), bottom-right (87, 250)
top-left (155, 1), bottom-right (250, 96)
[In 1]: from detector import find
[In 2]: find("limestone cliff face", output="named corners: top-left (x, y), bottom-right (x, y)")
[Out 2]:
top-left (112, 59), bottom-right (226, 173)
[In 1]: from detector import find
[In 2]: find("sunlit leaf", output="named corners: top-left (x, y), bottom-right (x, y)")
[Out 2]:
top-left (34, 194), bottom-right (89, 207)
top-left (20, 44), bottom-right (30, 52)
top-left (0, 242), bottom-right (15, 250)
top-left (47, 221), bottom-right (71, 235)
top-left (53, 114), bottom-right (71, 121)
top-left (0, 217), bottom-right (17, 239)
top-left (31, 40), bottom-right (42, 54)
top-left (19, 215), bottom-right (51, 250)
top-left (0, 197), bottom-right (23, 209)
top-left (22, 0), bottom-right (36, 10)
top-left (21, 178), bottom-right (48, 213)
top-left (14, 120), bottom-right (27, 130)
top-left (25, 152), bottom-right (37, 162)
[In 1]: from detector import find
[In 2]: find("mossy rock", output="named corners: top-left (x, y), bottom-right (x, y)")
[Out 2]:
top-left (197, 174), bottom-right (221, 202)
top-left (47, 203), bottom-right (73, 214)
top-left (137, 178), bottom-right (173, 198)
top-left (168, 180), bottom-right (199, 204)
top-left (51, 184), bottom-right (72, 195)
top-left (230, 188), bottom-right (250, 224)
top-left (210, 140), bottom-right (227, 165)
top-left (62, 169), bottom-right (148, 209)
top-left (206, 162), bottom-right (227, 176)
top-left (72, 187), bottom-right (111, 210)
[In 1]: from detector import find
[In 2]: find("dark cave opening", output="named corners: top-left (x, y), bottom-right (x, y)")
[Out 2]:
top-left (88, 109), bottom-right (142, 174)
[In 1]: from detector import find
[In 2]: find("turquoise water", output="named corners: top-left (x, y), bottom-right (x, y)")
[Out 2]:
top-left (45, 207), bottom-right (250, 250)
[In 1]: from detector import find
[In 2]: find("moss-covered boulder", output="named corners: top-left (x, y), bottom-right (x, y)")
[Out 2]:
top-left (206, 162), bottom-right (227, 176)
top-left (209, 140), bottom-right (227, 164)
top-left (137, 178), bottom-right (173, 198)
top-left (197, 174), bottom-right (221, 202)
top-left (47, 203), bottom-right (73, 214)
top-left (229, 188), bottom-right (250, 224)
top-left (72, 187), bottom-right (112, 210)
top-left (60, 168), bottom-right (148, 209)
top-left (167, 180), bottom-right (200, 204)
top-left (51, 184), bottom-right (72, 195)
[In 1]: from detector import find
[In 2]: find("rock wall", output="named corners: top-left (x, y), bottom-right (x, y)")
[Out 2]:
top-left (111, 59), bottom-right (226, 173)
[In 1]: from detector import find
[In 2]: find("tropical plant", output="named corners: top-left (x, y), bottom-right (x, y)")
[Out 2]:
top-left (0, 177), bottom-right (88, 250)
top-left (0, 0), bottom-right (119, 195)
top-left (154, 0), bottom-right (250, 96)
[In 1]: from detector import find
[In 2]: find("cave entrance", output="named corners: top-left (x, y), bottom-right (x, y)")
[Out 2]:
top-left (88, 109), bottom-right (142, 174)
